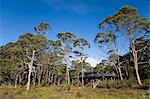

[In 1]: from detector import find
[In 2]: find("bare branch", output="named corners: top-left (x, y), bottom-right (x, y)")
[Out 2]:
top-left (138, 61), bottom-right (149, 65)
top-left (93, 80), bottom-right (100, 89)
top-left (137, 43), bottom-right (149, 52)
top-left (26, 55), bottom-right (31, 60)
top-left (24, 62), bottom-right (30, 66)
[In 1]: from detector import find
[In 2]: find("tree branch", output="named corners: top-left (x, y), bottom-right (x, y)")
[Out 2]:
top-left (137, 43), bottom-right (149, 52)
top-left (26, 55), bottom-right (31, 60)
top-left (138, 61), bottom-right (149, 65)
top-left (24, 62), bottom-right (30, 66)
top-left (93, 80), bottom-right (100, 89)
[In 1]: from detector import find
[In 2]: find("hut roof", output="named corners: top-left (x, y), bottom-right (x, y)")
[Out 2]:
top-left (84, 72), bottom-right (117, 78)
top-left (71, 72), bottom-right (118, 79)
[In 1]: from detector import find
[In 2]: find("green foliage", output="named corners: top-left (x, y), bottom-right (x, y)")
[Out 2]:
top-left (95, 5), bottom-right (150, 86)
top-left (74, 38), bottom-right (90, 48)
top-left (97, 79), bottom-right (136, 89)
top-left (94, 32), bottom-right (116, 45)
top-left (34, 22), bottom-right (51, 35)
top-left (142, 79), bottom-right (150, 87)
top-left (57, 32), bottom-right (76, 43)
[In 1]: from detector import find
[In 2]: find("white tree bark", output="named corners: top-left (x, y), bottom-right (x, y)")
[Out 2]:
top-left (27, 50), bottom-right (35, 90)
top-left (15, 74), bottom-right (19, 88)
top-left (81, 57), bottom-right (84, 85)
top-left (132, 43), bottom-right (142, 86)
top-left (66, 58), bottom-right (70, 85)
top-left (93, 80), bottom-right (100, 89)
top-left (118, 66), bottom-right (123, 80)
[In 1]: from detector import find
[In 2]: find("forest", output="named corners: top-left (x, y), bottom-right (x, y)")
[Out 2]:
top-left (0, 6), bottom-right (150, 99)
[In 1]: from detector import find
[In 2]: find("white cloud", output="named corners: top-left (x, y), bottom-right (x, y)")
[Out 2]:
top-left (85, 57), bottom-right (100, 67)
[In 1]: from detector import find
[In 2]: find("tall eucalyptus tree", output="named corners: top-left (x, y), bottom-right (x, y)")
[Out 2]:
top-left (20, 22), bottom-right (51, 90)
top-left (94, 32), bottom-right (123, 80)
top-left (57, 32), bottom-right (76, 85)
top-left (96, 6), bottom-right (150, 86)
top-left (74, 38), bottom-right (90, 85)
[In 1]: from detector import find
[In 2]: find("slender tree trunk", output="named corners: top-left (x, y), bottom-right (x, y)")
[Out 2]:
top-left (33, 72), bottom-right (36, 86)
top-left (66, 64), bottom-right (70, 85)
top-left (81, 58), bottom-right (84, 85)
top-left (118, 66), bottom-right (123, 80)
top-left (27, 50), bottom-right (35, 90)
top-left (54, 75), bottom-right (57, 85)
top-left (125, 66), bottom-right (129, 79)
top-left (51, 73), bottom-right (54, 83)
top-left (77, 73), bottom-right (80, 86)
top-left (93, 80), bottom-right (100, 89)
top-left (66, 53), bottom-right (70, 85)
top-left (27, 65), bottom-right (32, 90)
top-left (38, 68), bottom-right (41, 85)
top-left (48, 71), bottom-right (51, 84)
top-left (132, 42), bottom-right (142, 86)
top-left (8, 82), bottom-right (11, 86)
top-left (46, 68), bottom-right (49, 84)
top-left (15, 74), bottom-right (19, 88)
top-left (57, 77), bottom-right (61, 85)
top-left (38, 75), bottom-right (41, 85)
top-left (19, 74), bottom-right (22, 86)
top-left (117, 55), bottom-right (123, 80)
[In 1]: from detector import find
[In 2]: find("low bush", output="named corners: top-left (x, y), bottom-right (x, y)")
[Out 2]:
top-left (97, 79), bottom-right (136, 89)
top-left (142, 79), bottom-right (150, 87)
top-left (76, 91), bottom-right (83, 98)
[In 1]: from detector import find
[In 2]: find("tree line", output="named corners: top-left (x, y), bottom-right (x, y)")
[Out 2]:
top-left (0, 6), bottom-right (149, 90)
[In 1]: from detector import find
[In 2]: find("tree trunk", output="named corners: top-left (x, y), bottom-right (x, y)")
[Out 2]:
top-left (27, 50), bottom-right (35, 90)
top-left (54, 75), bottom-right (57, 85)
top-left (66, 65), bottom-right (70, 85)
top-left (33, 72), bottom-right (36, 86)
top-left (51, 73), bottom-right (54, 83)
top-left (66, 53), bottom-right (70, 85)
top-left (15, 74), bottom-right (19, 88)
top-left (77, 73), bottom-right (80, 86)
top-left (132, 42), bottom-right (142, 86)
top-left (117, 55), bottom-right (123, 80)
top-left (57, 77), bottom-right (61, 85)
top-left (38, 68), bottom-right (41, 85)
top-left (118, 66), bottom-right (123, 80)
top-left (93, 80), bottom-right (100, 89)
top-left (81, 58), bottom-right (84, 85)
top-left (48, 71), bottom-right (51, 84)
top-left (27, 65), bottom-right (32, 90)
top-left (19, 74), bottom-right (22, 85)
top-left (38, 75), bottom-right (41, 85)
top-left (45, 68), bottom-right (49, 84)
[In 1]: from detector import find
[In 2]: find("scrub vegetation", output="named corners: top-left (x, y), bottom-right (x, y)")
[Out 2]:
top-left (0, 6), bottom-right (150, 99)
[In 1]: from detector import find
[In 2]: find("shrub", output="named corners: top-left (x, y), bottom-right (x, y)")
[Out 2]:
top-left (58, 84), bottom-right (71, 91)
top-left (49, 96), bottom-right (61, 99)
top-left (7, 95), bottom-right (14, 99)
top-left (97, 80), bottom-right (134, 89)
top-left (76, 91), bottom-right (83, 98)
top-left (142, 79), bottom-right (150, 87)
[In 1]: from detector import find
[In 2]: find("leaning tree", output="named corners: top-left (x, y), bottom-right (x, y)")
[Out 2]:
top-left (96, 6), bottom-right (150, 86)
top-left (94, 32), bottom-right (123, 80)
top-left (19, 22), bottom-right (50, 90)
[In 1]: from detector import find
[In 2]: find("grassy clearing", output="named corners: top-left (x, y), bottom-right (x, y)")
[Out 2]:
top-left (0, 85), bottom-right (149, 99)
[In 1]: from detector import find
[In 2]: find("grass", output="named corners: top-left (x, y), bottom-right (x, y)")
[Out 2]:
top-left (0, 85), bottom-right (149, 99)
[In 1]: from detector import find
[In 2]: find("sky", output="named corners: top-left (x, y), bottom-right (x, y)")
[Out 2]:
top-left (0, 0), bottom-right (150, 67)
